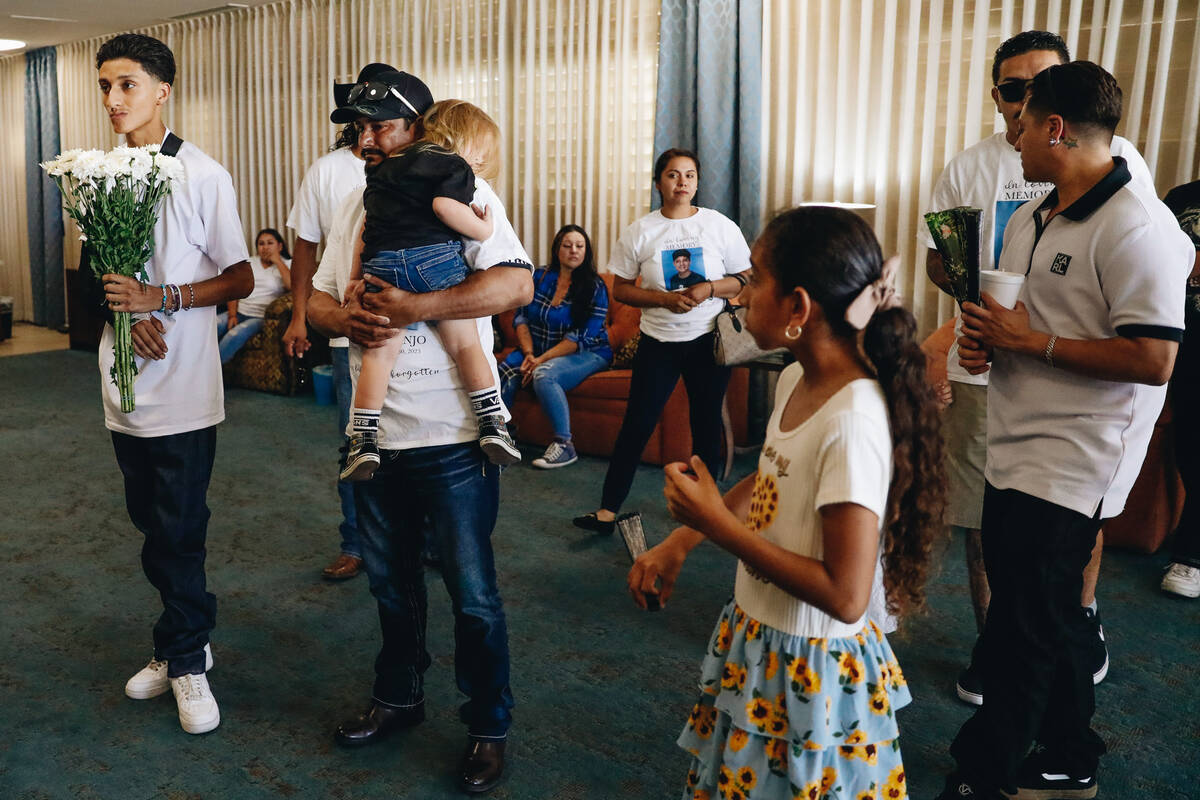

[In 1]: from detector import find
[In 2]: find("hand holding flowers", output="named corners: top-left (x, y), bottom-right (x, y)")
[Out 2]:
top-left (40, 144), bottom-right (185, 411)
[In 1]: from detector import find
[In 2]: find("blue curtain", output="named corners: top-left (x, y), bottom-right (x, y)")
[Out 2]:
top-left (25, 47), bottom-right (65, 329)
top-left (654, 0), bottom-right (762, 240)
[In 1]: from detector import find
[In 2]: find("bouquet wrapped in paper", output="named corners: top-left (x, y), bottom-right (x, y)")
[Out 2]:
top-left (924, 206), bottom-right (982, 309)
top-left (41, 146), bottom-right (185, 412)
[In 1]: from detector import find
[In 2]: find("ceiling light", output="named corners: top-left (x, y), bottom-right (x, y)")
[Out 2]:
top-left (0, 39), bottom-right (26, 52)
top-left (10, 15), bottom-right (78, 22)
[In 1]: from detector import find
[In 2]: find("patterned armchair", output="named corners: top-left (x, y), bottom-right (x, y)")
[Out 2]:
top-left (222, 293), bottom-right (329, 395)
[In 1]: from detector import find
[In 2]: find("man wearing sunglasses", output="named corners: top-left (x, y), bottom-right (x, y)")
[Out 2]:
top-left (307, 63), bottom-right (533, 794)
top-left (919, 30), bottom-right (1153, 712)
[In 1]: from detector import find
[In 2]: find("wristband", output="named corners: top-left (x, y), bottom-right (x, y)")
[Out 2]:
top-left (1043, 334), bottom-right (1058, 368)
top-left (708, 281), bottom-right (715, 299)
top-left (158, 284), bottom-right (168, 313)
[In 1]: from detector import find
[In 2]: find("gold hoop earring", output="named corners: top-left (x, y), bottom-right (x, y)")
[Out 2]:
top-left (784, 324), bottom-right (802, 340)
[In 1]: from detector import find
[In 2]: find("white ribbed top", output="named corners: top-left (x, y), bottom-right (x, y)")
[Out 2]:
top-left (733, 364), bottom-right (892, 638)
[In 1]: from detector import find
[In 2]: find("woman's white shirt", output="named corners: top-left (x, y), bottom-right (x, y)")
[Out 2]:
top-left (606, 207), bottom-right (750, 342)
top-left (237, 256), bottom-right (290, 318)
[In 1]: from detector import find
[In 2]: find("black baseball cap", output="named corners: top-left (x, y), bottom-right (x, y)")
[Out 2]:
top-left (330, 64), bottom-right (433, 123)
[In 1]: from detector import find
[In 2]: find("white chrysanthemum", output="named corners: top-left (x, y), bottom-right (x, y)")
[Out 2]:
top-left (152, 153), bottom-right (186, 191)
top-left (69, 149), bottom-right (107, 187)
top-left (41, 148), bottom-right (85, 177)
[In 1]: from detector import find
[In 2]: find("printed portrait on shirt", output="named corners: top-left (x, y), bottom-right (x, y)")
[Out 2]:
top-left (662, 246), bottom-right (706, 290)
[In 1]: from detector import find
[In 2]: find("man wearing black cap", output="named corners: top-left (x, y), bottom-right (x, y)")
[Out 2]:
top-left (308, 65), bottom-right (533, 794)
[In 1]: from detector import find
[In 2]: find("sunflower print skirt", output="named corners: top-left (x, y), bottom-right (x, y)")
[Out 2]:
top-left (677, 600), bottom-right (912, 800)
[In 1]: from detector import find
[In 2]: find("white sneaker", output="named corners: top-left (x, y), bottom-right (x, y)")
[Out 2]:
top-left (125, 643), bottom-right (214, 700)
top-left (1161, 562), bottom-right (1200, 598)
top-left (170, 672), bottom-right (221, 734)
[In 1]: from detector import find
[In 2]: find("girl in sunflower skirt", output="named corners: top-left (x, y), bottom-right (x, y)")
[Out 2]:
top-left (629, 206), bottom-right (945, 800)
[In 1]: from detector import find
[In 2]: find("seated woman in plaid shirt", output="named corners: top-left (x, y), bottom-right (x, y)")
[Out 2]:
top-left (499, 224), bottom-right (612, 468)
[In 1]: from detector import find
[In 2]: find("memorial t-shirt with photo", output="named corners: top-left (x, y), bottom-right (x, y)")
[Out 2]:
top-left (606, 207), bottom-right (751, 342)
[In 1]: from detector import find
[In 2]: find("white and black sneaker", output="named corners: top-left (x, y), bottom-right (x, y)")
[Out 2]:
top-left (955, 660), bottom-right (984, 706)
top-left (479, 415), bottom-right (521, 466)
top-left (340, 432), bottom-right (380, 482)
top-left (1003, 748), bottom-right (1097, 800)
top-left (1082, 606), bottom-right (1108, 684)
top-left (125, 643), bottom-right (213, 700)
top-left (170, 672), bottom-right (220, 734)
top-left (532, 440), bottom-right (577, 469)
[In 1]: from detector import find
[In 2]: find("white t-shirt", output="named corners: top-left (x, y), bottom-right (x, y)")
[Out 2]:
top-left (286, 147), bottom-right (367, 347)
top-left (101, 133), bottom-right (249, 437)
top-left (734, 364), bottom-right (893, 638)
top-left (921, 132), bottom-right (1154, 385)
top-left (237, 256), bottom-right (290, 318)
top-left (607, 207), bottom-right (751, 342)
top-left (987, 159), bottom-right (1192, 518)
top-left (312, 177), bottom-right (533, 450)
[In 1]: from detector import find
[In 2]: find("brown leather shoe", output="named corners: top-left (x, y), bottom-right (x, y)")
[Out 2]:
top-left (459, 738), bottom-right (506, 793)
top-left (334, 700), bottom-right (424, 747)
top-left (322, 554), bottom-right (363, 580)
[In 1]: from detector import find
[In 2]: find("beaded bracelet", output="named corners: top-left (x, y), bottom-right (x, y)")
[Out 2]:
top-left (158, 284), bottom-right (169, 313)
top-left (186, 283), bottom-right (196, 310)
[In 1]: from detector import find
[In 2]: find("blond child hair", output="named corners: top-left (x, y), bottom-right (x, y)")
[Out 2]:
top-left (420, 99), bottom-right (502, 182)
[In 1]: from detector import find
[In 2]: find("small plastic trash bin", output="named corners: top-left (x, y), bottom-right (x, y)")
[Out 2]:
top-left (311, 363), bottom-right (334, 405)
top-left (0, 296), bottom-right (12, 342)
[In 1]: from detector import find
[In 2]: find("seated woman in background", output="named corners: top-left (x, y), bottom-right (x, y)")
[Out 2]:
top-left (216, 227), bottom-right (292, 364)
top-left (499, 224), bottom-right (612, 468)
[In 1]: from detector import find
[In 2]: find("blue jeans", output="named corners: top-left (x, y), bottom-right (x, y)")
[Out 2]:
top-left (216, 312), bottom-right (265, 364)
top-left (354, 442), bottom-right (512, 738)
top-left (499, 350), bottom-right (610, 439)
top-left (364, 242), bottom-right (467, 294)
top-left (111, 427), bottom-right (217, 677)
top-left (332, 346), bottom-right (361, 558)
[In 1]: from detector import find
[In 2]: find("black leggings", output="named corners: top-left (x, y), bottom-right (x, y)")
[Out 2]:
top-left (600, 332), bottom-right (730, 513)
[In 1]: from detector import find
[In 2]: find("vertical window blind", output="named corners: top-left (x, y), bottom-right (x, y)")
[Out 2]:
top-left (762, 0), bottom-right (1200, 335)
top-left (51, 0), bottom-right (659, 288)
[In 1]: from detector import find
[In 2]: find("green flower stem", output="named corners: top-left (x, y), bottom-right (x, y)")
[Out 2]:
top-left (112, 310), bottom-right (137, 413)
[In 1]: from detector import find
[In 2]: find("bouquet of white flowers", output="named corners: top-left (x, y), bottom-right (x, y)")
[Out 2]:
top-left (41, 145), bottom-right (185, 412)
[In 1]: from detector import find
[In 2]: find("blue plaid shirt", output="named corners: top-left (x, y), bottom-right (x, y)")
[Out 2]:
top-left (512, 268), bottom-right (612, 361)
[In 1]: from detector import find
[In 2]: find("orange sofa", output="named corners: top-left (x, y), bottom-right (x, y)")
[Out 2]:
top-left (922, 317), bottom-right (1183, 553)
top-left (496, 273), bottom-right (748, 466)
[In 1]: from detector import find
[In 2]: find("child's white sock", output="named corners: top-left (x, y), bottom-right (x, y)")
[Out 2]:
top-left (352, 407), bottom-right (381, 435)
top-left (469, 387), bottom-right (502, 421)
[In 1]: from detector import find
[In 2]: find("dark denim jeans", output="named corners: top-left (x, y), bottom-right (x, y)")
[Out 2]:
top-left (1171, 318), bottom-right (1200, 567)
top-left (354, 442), bottom-right (513, 738)
top-left (363, 241), bottom-right (467, 294)
top-left (111, 427), bottom-right (217, 677)
top-left (332, 346), bottom-right (361, 558)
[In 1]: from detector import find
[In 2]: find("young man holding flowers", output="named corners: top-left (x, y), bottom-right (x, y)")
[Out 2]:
top-left (94, 33), bottom-right (253, 735)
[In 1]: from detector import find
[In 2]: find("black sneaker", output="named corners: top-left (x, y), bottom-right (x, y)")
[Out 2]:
top-left (1003, 749), bottom-right (1098, 800)
top-left (956, 660), bottom-right (984, 706)
top-left (479, 415), bottom-right (521, 466)
top-left (1083, 606), bottom-right (1108, 684)
top-left (340, 432), bottom-right (380, 482)
top-left (935, 773), bottom-right (1005, 799)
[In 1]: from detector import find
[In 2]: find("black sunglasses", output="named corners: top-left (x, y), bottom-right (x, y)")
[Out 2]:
top-left (346, 81), bottom-right (419, 116)
top-left (996, 79), bottom-right (1033, 104)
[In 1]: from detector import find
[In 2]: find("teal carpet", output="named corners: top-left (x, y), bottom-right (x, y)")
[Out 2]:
top-left (1, 350), bottom-right (1197, 799)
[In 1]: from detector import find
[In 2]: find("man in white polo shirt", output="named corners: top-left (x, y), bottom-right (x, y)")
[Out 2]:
top-left (93, 33), bottom-right (253, 736)
top-left (921, 31), bottom-right (1154, 706)
top-left (935, 62), bottom-right (1191, 800)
